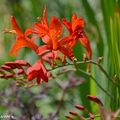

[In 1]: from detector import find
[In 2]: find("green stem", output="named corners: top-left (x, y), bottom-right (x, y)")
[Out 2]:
top-left (48, 60), bottom-right (115, 100)
top-left (48, 60), bottom-right (115, 86)
top-left (77, 68), bottom-right (114, 100)
top-left (84, 60), bottom-right (113, 82)
top-left (86, 114), bottom-right (100, 120)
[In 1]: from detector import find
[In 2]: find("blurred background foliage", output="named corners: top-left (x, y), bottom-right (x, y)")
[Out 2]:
top-left (0, 0), bottom-right (120, 120)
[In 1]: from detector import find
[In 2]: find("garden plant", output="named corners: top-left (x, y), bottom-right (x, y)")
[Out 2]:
top-left (0, 0), bottom-right (120, 120)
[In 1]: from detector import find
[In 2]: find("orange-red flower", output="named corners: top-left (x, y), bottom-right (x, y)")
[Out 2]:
top-left (62, 13), bottom-right (92, 59)
top-left (10, 16), bottom-right (38, 57)
top-left (7, 7), bottom-right (93, 85)
top-left (34, 7), bottom-right (62, 50)
top-left (27, 60), bottom-right (48, 84)
top-left (33, 7), bottom-right (74, 59)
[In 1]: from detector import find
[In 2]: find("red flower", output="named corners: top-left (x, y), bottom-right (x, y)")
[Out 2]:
top-left (62, 13), bottom-right (92, 59)
top-left (34, 7), bottom-right (74, 59)
top-left (27, 60), bottom-right (48, 84)
top-left (10, 16), bottom-right (38, 57)
top-left (6, 7), bottom-right (93, 85)
top-left (34, 7), bottom-right (62, 50)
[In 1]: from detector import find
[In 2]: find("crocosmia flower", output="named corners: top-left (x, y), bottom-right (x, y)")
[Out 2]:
top-left (34, 7), bottom-right (74, 59)
top-left (62, 13), bottom-right (92, 59)
top-left (10, 16), bottom-right (38, 57)
top-left (34, 7), bottom-right (62, 50)
top-left (27, 60), bottom-right (48, 84)
top-left (7, 7), bottom-right (92, 86)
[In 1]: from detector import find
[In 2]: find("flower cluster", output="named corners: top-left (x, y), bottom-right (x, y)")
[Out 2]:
top-left (1, 7), bottom-right (92, 85)
top-left (0, 60), bottom-right (30, 86)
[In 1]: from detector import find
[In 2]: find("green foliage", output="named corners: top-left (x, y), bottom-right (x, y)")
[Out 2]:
top-left (109, 4), bottom-right (120, 109)
top-left (0, 0), bottom-right (120, 119)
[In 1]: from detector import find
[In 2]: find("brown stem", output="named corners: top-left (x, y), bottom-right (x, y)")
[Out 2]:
top-left (52, 88), bottom-right (67, 119)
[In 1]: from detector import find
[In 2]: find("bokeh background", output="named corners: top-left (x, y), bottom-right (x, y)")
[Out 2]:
top-left (0, 0), bottom-right (120, 120)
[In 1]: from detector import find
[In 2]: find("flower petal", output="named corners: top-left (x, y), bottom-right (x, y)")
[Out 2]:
top-left (36, 72), bottom-right (41, 84)
top-left (59, 46), bottom-right (74, 60)
top-left (72, 14), bottom-right (84, 32)
top-left (34, 22), bottom-right (48, 37)
top-left (10, 39), bottom-right (28, 57)
top-left (79, 32), bottom-right (92, 59)
top-left (72, 13), bottom-right (77, 22)
top-left (49, 16), bottom-right (62, 38)
top-left (25, 28), bottom-right (37, 41)
top-left (11, 16), bottom-right (23, 36)
top-left (27, 70), bottom-right (38, 81)
top-left (62, 18), bottom-right (72, 34)
top-left (49, 16), bottom-right (62, 50)
top-left (39, 69), bottom-right (48, 83)
top-left (37, 45), bottom-right (51, 56)
top-left (42, 35), bottom-right (51, 44)
top-left (25, 28), bottom-right (33, 38)
top-left (59, 36), bottom-right (72, 46)
top-left (42, 51), bottom-right (61, 63)
top-left (27, 60), bottom-right (48, 83)
top-left (43, 6), bottom-right (49, 28)
top-left (10, 37), bottom-right (38, 57)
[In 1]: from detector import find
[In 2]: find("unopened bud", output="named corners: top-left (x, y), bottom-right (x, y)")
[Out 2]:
top-left (5, 73), bottom-right (15, 78)
top-left (87, 95), bottom-right (103, 106)
top-left (17, 69), bottom-right (24, 75)
top-left (65, 115), bottom-right (75, 120)
top-left (75, 105), bottom-right (85, 110)
top-left (1, 65), bottom-right (12, 71)
top-left (69, 111), bottom-right (78, 116)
